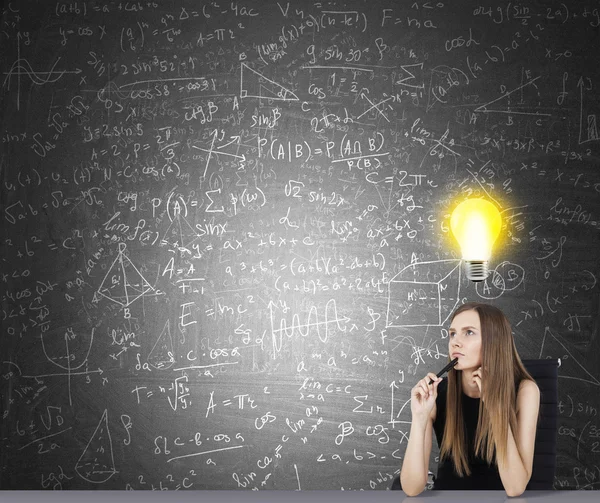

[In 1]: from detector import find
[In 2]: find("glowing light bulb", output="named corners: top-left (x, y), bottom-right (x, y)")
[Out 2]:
top-left (450, 198), bottom-right (502, 282)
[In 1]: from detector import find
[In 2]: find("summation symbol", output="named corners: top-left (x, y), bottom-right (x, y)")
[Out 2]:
top-left (97, 242), bottom-right (154, 308)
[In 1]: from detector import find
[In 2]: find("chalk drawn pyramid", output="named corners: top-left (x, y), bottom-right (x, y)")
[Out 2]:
top-left (97, 243), bottom-right (154, 308)
top-left (240, 62), bottom-right (299, 101)
top-left (162, 213), bottom-right (201, 249)
top-left (75, 409), bottom-right (117, 483)
top-left (387, 260), bottom-right (461, 327)
top-left (147, 319), bottom-right (175, 370)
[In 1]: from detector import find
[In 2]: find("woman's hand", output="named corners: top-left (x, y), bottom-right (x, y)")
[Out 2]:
top-left (410, 372), bottom-right (442, 421)
top-left (472, 366), bottom-right (484, 402)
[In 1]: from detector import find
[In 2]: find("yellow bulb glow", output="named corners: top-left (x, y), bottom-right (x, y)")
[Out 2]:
top-left (450, 198), bottom-right (502, 281)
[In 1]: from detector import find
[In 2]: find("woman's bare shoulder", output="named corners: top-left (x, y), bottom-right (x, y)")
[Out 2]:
top-left (517, 379), bottom-right (540, 410)
top-left (518, 378), bottom-right (539, 394)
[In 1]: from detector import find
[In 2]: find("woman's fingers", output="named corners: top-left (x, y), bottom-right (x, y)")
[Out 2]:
top-left (411, 372), bottom-right (443, 408)
top-left (420, 380), bottom-right (431, 399)
top-left (472, 367), bottom-right (483, 397)
top-left (412, 383), bottom-right (427, 402)
top-left (417, 374), bottom-right (441, 400)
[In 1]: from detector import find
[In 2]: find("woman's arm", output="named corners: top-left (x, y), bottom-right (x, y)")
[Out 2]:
top-left (400, 415), bottom-right (434, 496)
top-left (496, 379), bottom-right (540, 497)
top-left (400, 372), bottom-right (441, 496)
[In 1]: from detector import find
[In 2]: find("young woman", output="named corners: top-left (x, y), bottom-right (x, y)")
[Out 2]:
top-left (400, 302), bottom-right (540, 497)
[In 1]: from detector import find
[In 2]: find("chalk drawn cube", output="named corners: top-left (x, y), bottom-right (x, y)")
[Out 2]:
top-left (386, 260), bottom-right (461, 327)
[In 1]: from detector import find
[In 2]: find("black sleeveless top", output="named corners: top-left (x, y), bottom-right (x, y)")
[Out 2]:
top-left (432, 378), bottom-right (503, 490)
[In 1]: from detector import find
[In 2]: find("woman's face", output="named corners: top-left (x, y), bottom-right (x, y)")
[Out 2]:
top-left (448, 309), bottom-right (483, 371)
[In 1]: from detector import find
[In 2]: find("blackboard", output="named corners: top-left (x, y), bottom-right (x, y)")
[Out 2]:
top-left (1, 0), bottom-right (599, 491)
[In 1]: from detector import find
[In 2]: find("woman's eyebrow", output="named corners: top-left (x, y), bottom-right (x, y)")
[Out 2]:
top-left (448, 325), bottom-right (478, 332)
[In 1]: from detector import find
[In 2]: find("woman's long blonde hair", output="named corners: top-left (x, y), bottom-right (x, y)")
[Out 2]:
top-left (439, 302), bottom-right (534, 476)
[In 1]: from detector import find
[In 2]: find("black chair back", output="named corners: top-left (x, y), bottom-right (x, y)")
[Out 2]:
top-left (522, 358), bottom-right (560, 490)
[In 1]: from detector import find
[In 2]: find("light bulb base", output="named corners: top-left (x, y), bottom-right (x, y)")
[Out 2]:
top-left (464, 260), bottom-right (489, 282)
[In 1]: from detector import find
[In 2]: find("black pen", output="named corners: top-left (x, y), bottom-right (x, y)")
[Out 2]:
top-left (428, 357), bottom-right (459, 384)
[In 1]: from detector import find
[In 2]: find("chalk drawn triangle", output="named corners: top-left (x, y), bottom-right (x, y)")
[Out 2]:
top-left (147, 320), bottom-right (175, 370)
top-left (578, 77), bottom-right (600, 145)
top-left (473, 76), bottom-right (549, 118)
top-left (162, 214), bottom-right (201, 249)
top-left (539, 326), bottom-right (600, 386)
top-left (75, 409), bottom-right (118, 483)
top-left (97, 243), bottom-right (154, 307)
top-left (240, 62), bottom-right (299, 101)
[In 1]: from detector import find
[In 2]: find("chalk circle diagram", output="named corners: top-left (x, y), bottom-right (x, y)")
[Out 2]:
top-left (147, 319), bottom-right (175, 370)
top-left (97, 242), bottom-right (154, 308)
top-left (75, 409), bottom-right (117, 483)
top-left (386, 260), bottom-right (462, 327)
top-left (475, 261), bottom-right (525, 300)
top-left (240, 62), bottom-right (299, 101)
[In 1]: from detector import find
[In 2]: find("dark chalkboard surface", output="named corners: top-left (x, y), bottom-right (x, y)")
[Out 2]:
top-left (1, 0), bottom-right (599, 490)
